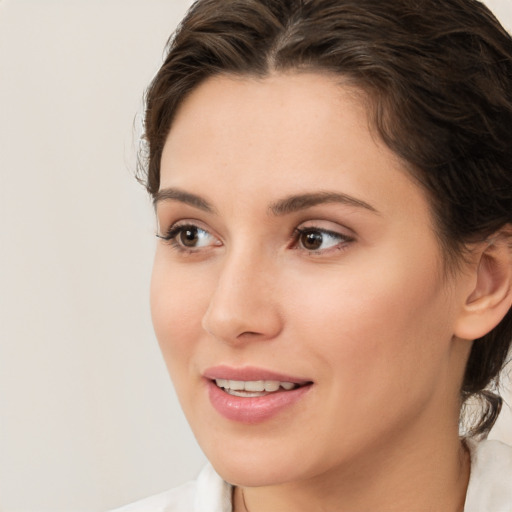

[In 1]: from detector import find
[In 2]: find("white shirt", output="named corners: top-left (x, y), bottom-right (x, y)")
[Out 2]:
top-left (464, 439), bottom-right (512, 512)
top-left (111, 439), bottom-right (512, 512)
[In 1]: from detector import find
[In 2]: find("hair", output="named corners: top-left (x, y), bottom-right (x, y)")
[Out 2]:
top-left (139, 0), bottom-right (512, 437)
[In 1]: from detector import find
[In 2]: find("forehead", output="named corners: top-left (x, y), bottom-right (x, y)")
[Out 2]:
top-left (163, 73), bottom-right (394, 180)
top-left (165, 73), bottom-right (407, 190)
top-left (160, 72), bottom-right (423, 212)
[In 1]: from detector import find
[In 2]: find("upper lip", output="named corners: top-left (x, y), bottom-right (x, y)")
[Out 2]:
top-left (203, 365), bottom-right (312, 384)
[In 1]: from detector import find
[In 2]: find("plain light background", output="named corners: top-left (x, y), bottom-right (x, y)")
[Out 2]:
top-left (0, 1), bottom-right (511, 511)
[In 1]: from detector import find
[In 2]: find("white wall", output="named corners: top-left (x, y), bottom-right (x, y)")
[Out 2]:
top-left (0, 1), bottom-right (510, 511)
top-left (0, 2), bottom-right (206, 511)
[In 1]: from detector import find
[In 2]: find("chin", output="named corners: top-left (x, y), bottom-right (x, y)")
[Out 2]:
top-left (213, 459), bottom-right (301, 488)
top-left (200, 436), bottom-right (320, 488)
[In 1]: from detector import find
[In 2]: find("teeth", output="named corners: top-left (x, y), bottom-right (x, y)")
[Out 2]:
top-left (244, 380), bottom-right (265, 392)
top-left (264, 381), bottom-right (280, 392)
top-left (215, 378), bottom-right (229, 389)
top-left (214, 379), bottom-right (298, 393)
top-left (229, 380), bottom-right (245, 391)
top-left (225, 389), bottom-right (268, 397)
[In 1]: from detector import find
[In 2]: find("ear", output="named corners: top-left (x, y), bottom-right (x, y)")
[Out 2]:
top-left (454, 232), bottom-right (512, 341)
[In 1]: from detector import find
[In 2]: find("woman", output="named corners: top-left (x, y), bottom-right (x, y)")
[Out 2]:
top-left (114, 0), bottom-right (512, 510)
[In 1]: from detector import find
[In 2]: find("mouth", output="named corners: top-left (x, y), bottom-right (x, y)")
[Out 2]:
top-left (203, 366), bottom-right (314, 423)
top-left (213, 379), bottom-right (304, 397)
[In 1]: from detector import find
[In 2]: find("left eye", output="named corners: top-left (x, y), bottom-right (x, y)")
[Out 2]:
top-left (295, 228), bottom-right (350, 251)
top-left (158, 224), bottom-right (219, 250)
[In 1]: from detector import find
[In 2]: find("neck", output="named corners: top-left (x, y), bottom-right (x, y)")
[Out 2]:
top-left (234, 427), bottom-right (470, 512)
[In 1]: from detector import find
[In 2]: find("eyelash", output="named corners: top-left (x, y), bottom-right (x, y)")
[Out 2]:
top-left (157, 223), bottom-right (218, 254)
top-left (157, 223), bottom-right (355, 255)
top-left (291, 227), bottom-right (354, 254)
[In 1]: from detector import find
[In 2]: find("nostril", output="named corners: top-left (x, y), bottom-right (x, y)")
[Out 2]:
top-left (237, 331), bottom-right (263, 338)
top-left (201, 279), bottom-right (283, 343)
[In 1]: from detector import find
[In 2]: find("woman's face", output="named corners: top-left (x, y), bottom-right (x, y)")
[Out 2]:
top-left (151, 73), bottom-right (471, 486)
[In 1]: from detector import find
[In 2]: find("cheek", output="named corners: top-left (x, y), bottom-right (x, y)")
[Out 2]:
top-left (150, 252), bottom-right (209, 378)
top-left (278, 257), bottom-right (455, 455)
top-left (283, 247), bottom-right (452, 389)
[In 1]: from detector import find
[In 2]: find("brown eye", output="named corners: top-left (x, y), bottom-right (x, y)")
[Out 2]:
top-left (158, 223), bottom-right (220, 251)
top-left (179, 227), bottom-right (200, 247)
top-left (300, 230), bottom-right (324, 251)
top-left (295, 227), bottom-right (353, 253)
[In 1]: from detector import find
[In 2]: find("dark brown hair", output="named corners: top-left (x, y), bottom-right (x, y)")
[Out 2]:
top-left (140, 0), bottom-right (512, 437)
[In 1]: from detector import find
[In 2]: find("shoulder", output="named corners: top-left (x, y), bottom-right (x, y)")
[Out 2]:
top-left (109, 464), bottom-right (232, 512)
top-left (464, 438), bottom-right (512, 512)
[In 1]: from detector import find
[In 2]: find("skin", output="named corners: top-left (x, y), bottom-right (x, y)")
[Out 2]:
top-left (150, 73), bottom-right (480, 511)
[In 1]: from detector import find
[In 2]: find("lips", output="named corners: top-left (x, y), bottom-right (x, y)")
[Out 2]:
top-left (203, 365), bottom-right (313, 423)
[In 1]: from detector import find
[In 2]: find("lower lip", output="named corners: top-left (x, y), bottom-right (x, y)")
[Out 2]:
top-left (206, 380), bottom-right (312, 424)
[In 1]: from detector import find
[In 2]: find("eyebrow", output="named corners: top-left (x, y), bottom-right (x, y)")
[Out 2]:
top-left (269, 192), bottom-right (379, 216)
top-left (153, 187), bottom-right (216, 213)
top-left (154, 187), bottom-right (378, 216)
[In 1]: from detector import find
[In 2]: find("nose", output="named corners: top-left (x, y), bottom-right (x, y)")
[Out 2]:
top-left (201, 248), bottom-right (283, 344)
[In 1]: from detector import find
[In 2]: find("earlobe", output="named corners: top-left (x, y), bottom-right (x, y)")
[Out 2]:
top-left (454, 233), bottom-right (512, 341)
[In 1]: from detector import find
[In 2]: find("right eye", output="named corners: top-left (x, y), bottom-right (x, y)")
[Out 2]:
top-left (157, 224), bottom-right (221, 251)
